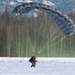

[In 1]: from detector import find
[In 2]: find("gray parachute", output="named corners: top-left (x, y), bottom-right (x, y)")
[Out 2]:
top-left (12, 2), bottom-right (75, 35)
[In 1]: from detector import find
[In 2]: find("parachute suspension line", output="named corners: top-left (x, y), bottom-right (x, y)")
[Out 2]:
top-left (21, 16), bottom-right (34, 56)
top-left (38, 31), bottom-right (63, 54)
top-left (49, 35), bottom-right (66, 49)
top-left (38, 34), bottom-right (66, 55)
top-left (48, 27), bottom-right (59, 40)
top-left (39, 24), bottom-right (59, 50)
top-left (31, 18), bottom-right (37, 53)
top-left (38, 25), bottom-right (59, 53)
top-left (49, 32), bottom-right (63, 44)
top-left (33, 19), bottom-right (39, 56)
top-left (32, 14), bottom-right (49, 55)
top-left (31, 18), bottom-right (40, 54)
top-left (32, 14), bottom-right (49, 56)
top-left (39, 15), bottom-right (49, 48)
top-left (33, 18), bottom-right (40, 54)
top-left (20, 17), bottom-right (35, 54)
top-left (47, 35), bottom-right (66, 57)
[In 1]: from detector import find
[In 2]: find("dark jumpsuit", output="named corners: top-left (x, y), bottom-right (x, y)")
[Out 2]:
top-left (29, 56), bottom-right (37, 67)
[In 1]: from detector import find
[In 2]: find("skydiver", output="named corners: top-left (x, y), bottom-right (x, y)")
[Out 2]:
top-left (29, 56), bottom-right (37, 67)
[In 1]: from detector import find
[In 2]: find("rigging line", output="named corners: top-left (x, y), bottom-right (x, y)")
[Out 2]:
top-left (39, 30), bottom-right (63, 53)
top-left (38, 25), bottom-right (60, 51)
top-left (29, 18), bottom-right (40, 53)
top-left (49, 35), bottom-right (66, 48)
top-left (49, 31), bottom-right (64, 44)
top-left (15, 16), bottom-right (34, 53)
top-left (35, 15), bottom-right (47, 53)
top-left (33, 17), bottom-right (45, 53)
top-left (47, 32), bottom-right (64, 49)
top-left (25, 17), bottom-right (35, 52)
top-left (33, 18), bottom-right (41, 53)
top-left (21, 16), bottom-right (33, 56)
top-left (24, 17), bottom-right (34, 56)
top-left (33, 17), bottom-right (44, 53)
top-left (33, 18), bottom-right (37, 53)
top-left (48, 26), bottom-right (60, 40)
top-left (37, 15), bottom-right (48, 40)
top-left (38, 32), bottom-right (64, 54)
top-left (36, 12), bottom-right (56, 46)
top-left (32, 15), bottom-right (48, 53)
top-left (39, 17), bottom-right (48, 44)
top-left (38, 35), bottom-right (66, 54)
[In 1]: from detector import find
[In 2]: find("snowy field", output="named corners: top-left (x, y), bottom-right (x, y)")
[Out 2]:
top-left (0, 57), bottom-right (75, 75)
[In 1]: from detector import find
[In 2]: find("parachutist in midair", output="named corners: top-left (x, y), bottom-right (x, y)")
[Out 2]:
top-left (29, 56), bottom-right (37, 67)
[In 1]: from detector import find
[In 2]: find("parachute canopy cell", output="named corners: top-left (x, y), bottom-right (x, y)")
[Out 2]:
top-left (12, 2), bottom-right (75, 35)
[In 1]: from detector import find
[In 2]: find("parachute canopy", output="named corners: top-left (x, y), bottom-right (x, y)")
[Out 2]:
top-left (12, 2), bottom-right (75, 35)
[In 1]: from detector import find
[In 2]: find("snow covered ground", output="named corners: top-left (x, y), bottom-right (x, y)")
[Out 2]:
top-left (0, 57), bottom-right (75, 75)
